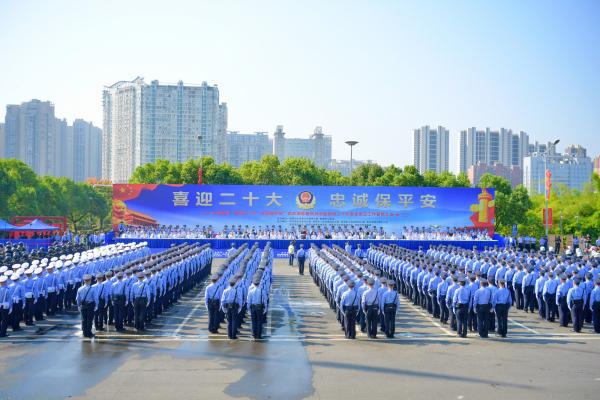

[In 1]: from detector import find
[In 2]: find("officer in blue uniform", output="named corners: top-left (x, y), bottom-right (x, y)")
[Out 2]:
top-left (473, 278), bottom-right (492, 338)
top-left (380, 280), bottom-right (400, 338)
top-left (362, 278), bottom-right (379, 339)
top-left (221, 278), bottom-right (243, 339)
top-left (567, 277), bottom-right (586, 333)
top-left (297, 244), bottom-right (306, 275)
top-left (110, 271), bottom-right (128, 332)
top-left (247, 276), bottom-right (268, 339)
top-left (591, 279), bottom-right (600, 334)
top-left (0, 276), bottom-right (11, 337)
top-left (493, 279), bottom-right (512, 337)
top-left (204, 274), bottom-right (221, 334)
top-left (340, 280), bottom-right (359, 339)
top-left (76, 274), bottom-right (97, 338)
top-left (453, 275), bottom-right (471, 338)
top-left (132, 272), bottom-right (150, 332)
top-left (556, 274), bottom-right (570, 327)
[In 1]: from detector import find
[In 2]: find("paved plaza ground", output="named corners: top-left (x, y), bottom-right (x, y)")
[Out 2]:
top-left (1, 259), bottom-right (599, 399)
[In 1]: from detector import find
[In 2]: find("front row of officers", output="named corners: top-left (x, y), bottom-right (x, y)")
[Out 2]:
top-left (72, 244), bottom-right (212, 338)
top-left (309, 244), bottom-right (600, 339)
top-left (204, 242), bottom-right (273, 340)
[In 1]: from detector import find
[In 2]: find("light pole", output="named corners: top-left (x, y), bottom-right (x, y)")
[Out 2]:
top-left (345, 141), bottom-right (358, 177)
top-left (543, 139), bottom-right (560, 238)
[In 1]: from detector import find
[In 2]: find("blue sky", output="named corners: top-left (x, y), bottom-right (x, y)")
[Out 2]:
top-left (0, 0), bottom-right (598, 171)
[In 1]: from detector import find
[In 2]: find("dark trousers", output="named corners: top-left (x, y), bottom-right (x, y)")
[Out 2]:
top-left (570, 300), bottom-right (584, 332)
top-left (250, 305), bottom-right (264, 339)
top-left (524, 286), bottom-right (535, 312)
top-left (46, 292), bottom-right (57, 316)
top-left (298, 257), bottom-right (305, 275)
top-left (127, 303), bottom-right (135, 324)
top-left (0, 307), bottom-right (9, 337)
top-left (476, 304), bottom-right (491, 338)
top-left (226, 304), bottom-right (239, 339)
top-left (134, 298), bottom-right (147, 331)
top-left (515, 284), bottom-right (524, 309)
top-left (113, 298), bottom-right (125, 331)
top-left (288, 254), bottom-right (294, 266)
top-left (80, 303), bottom-right (95, 337)
top-left (592, 302), bottom-right (600, 333)
top-left (366, 306), bottom-right (379, 338)
top-left (94, 299), bottom-right (106, 330)
top-left (536, 293), bottom-right (545, 318)
top-left (439, 296), bottom-right (448, 323)
top-left (383, 304), bottom-right (396, 338)
top-left (57, 290), bottom-right (64, 312)
top-left (35, 297), bottom-right (45, 320)
top-left (488, 310), bottom-right (496, 332)
top-left (108, 302), bottom-right (114, 324)
top-left (456, 304), bottom-right (468, 337)
top-left (65, 285), bottom-right (74, 308)
top-left (11, 302), bottom-right (22, 330)
top-left (449, 306), bottom-right (457, 331)
top-left (412, 283), bottom-right (419, 305)
top-left (468, 309), bottom-right (477, 331)
top-left (558, 297), bottom-right (569, 327)
top-left (344, 308), bottom-right (357, 339)
top-left (495, 304), bottom-right (508, 337)
top-left (544, 293), bottom-right (556, 321)
top-left (508, 285), bottom-right (515, 306)
top-left (208, 300), bottom-right (220, 333)
top-left (358, 308), bottom-right (366, 332)
top-left (24, 297), bottom-right (34, 325)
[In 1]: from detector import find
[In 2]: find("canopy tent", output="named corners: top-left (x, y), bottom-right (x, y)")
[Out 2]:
top-left (0, 219), bottom-right (19, 231)
top-left (15, 219), bottom-right (59, 231)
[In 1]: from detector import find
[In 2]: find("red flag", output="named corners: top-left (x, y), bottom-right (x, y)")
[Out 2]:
top-left (198, 166), bottom-right (203, 184)
top-left (542, 208), bottom-right (553, 226)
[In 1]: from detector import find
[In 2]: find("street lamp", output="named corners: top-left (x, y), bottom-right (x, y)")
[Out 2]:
top-left (543, 139), bottom-right (560, 238)
top-left (345, 141), bottom-right (358, 177)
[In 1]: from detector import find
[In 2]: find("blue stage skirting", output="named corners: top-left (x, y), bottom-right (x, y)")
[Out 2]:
top-left (112, 238), bottom-right (499, 253)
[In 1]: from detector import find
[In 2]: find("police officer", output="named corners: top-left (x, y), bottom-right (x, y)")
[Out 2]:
top-left (591, 279), bottom-right (600, 334)
top-left (453, 275), bottom-right (471, 338)
top-left (381, 280), bottom-right (400, 338)
top-left (247, 277), bottom-right (268, 339)
top-left (567, 277), bottom-right (586, 333)
top-left (204, 274), bottom-right (221, 334)
top-left (473, 278), bottom-right (492, 338)
top-left (132, 272), bottom-right (150, 332)
top-left (221, 278), bottom-right (243, 339)
top-left (493, 279), bottom-right (512, 338)
top-left (111, 271), bottom-right (128, 332)
top-left (76, 274), bottom-right (97, 338)
top-left (0, 276), bottom-right (11, 337)
top-left (361, 278), bottom-right (379, 339)
top-left (556, 274), bottom-right (570, 327)
top-left (340, 279), bottom-right (359, 339)
top-left (297, 244), bottom-right (306, 276)
top-left (93, 273), bottom-right (108, 331)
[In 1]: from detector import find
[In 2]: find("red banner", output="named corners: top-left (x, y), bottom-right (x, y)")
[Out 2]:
top-left (542, 208), bottom-right (553, 226)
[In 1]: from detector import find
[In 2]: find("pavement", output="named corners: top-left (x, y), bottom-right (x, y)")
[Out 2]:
top-left (1, 258), bottom-right (599, 400)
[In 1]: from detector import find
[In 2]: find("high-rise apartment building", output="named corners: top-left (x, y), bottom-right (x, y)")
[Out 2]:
top-left (0, 123), bottom-right (4, 157)
top-left (223, 131), bottom-right (272, 167)
top-left (4, 100), bottom-right (56, 176)
top-left (523, 146), bottom-right (593, 193)
top-left (467, 162), bottom-right (523, 187)
top-left (102, 77), bottom-right (227, 182)
top-left (413, 125), bottom-right (449, 174)
top-left (457, 127), bottom-right (529, 173)
top-left (2, 100), bottom-right (101, 181)
top-left (272, 125), bottom-right (332, 168)
top-left (72, 119), bottom-right (102, 182)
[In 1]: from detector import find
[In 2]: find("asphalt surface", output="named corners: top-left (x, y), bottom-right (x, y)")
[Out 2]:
top-left (1, 258), bottom-right (599, 400)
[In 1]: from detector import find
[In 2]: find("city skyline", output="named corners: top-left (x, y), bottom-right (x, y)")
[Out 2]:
top-left (0, 1), bottom-right (598, 172)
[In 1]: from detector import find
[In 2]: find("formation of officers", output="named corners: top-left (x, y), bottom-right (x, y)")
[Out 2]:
top-left (366, 244), bottom-right (600, 337)
top-left (204, 242), bottom-right (273, 340)
top-left (309, 245), bottom-right (400, 339)
top-left (75, 243), bottom-right (212, 338)
top-left (0, 242), bottom-right (151, 338)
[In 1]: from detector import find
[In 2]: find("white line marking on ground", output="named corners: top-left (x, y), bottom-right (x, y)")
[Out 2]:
top-left (508, 318), bottom-right (540, 334)
top-left (172, 290), bottom-right (205, 336)
top-left (405, 302), bottom-right (454, 336)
